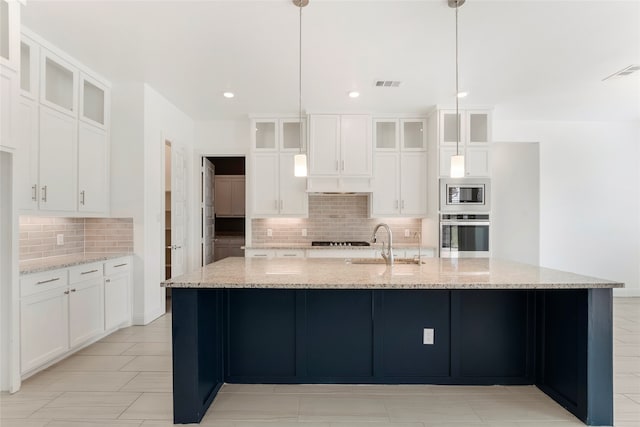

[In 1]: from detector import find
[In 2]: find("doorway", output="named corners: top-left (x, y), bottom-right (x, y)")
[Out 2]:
top-left (201, 156), bottom-right (246, 266)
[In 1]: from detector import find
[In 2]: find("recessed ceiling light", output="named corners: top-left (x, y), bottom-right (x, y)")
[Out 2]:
top-left (223, 92), bottom-right (235, 99)
top-left (456, 91), bottom-right (468, 98)
top-left (348, 91), bottom-right (360, 98)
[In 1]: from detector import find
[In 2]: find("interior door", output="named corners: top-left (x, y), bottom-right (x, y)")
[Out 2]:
top-left (202, 158), bottom-right (215, 266)
top-left (171, 146), bottom-right (186, 277)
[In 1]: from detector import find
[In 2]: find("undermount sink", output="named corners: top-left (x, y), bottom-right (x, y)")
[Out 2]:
top-left (346, 258), bottom-right (423, 265)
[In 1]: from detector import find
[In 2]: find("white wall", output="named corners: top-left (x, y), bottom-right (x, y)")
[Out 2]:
top-left (111, 82), bottom-right (195, 324)
top-left (491, 142), bottom-right (540, 265)
top-left (494, 120), bottom-right (640, 296)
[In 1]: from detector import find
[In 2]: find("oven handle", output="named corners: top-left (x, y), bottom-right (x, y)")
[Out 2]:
top-left (441, 222), bottom-right (490, 226)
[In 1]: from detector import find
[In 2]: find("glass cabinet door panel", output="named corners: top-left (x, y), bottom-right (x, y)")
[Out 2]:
top-left (468, 112), bottom-right (489, 144)
top-left (375, 121), bottom-right (397, 149)
top-left (20, 42), bottom-right (30, 92)
top-left (255, 121), bottom-right (276, 150)
top-left (442, 112), bottom-right (462, 145)
top-left (402, 120), bottom-right (426, 150)
top-left (45, 57), bottom-right (74, 112)
top-left (282, 120), bottom-right (305, 151)
top-left (82, 79), bottom-right (105, 125)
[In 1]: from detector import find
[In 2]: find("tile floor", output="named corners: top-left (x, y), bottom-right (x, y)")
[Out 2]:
top-left (1, 298), bottom-right (639, 427)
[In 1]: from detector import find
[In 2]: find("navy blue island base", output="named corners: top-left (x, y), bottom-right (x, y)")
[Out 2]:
top-left (170, 287), bottom-right (613, 426)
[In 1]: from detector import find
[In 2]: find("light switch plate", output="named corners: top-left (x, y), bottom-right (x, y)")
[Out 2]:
top-left (56, 234), bottom-right (64, 245)
top-left (302, 229), bottom-right (307, 237)
top-left (267, 229), bottom-right (273, 237)
top-left (423, 328), bottom-right (434, 345)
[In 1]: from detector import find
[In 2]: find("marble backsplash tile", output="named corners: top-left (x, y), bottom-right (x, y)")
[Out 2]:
top-left (252, 194), bottom-right (422, 245)
top-left (19, 217), bottom-right (133, 261)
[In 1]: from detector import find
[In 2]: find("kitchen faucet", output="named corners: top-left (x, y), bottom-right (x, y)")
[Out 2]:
top-left (371, 223), bottom-right (394, 266)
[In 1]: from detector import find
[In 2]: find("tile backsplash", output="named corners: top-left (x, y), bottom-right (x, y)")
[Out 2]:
top-left (252, 194), bottom-right (422, 245)
top-left (19, 217), bottom-right (133, 261)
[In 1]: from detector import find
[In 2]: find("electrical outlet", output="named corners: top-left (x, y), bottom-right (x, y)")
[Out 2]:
top-left (56, 234), bottom-right (64, 245)
top-left (404, 229), bottom-right (410, 237)
top-left (267, 229), bottom-right (273, 237)
top-left (302, 228), bottom-right (307, 237)
top-left (423, 328), bottom-right (434, 345)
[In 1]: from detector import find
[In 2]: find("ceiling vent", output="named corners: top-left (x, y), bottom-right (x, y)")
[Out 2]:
top-left (375, 80), bottom-right (401, 87)
top-left (602, 65), bottom-right (640, 81)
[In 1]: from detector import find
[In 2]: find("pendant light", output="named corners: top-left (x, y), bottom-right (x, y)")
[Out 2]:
top-left (293, 0), bottom-right (308, 177)
top-left (449, 0), bottom-right (465, 178)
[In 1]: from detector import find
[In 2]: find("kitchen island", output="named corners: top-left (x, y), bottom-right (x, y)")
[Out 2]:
top-left (162, 257), bottom-right (623, 426)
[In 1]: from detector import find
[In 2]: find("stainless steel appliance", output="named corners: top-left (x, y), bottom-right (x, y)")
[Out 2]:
top-left (440, 213), bottom-right (490, 258)
top-left (440, 178), bottom-right (490, 213)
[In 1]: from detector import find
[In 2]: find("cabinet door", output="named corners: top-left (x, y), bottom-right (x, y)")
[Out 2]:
top-left (20, 35), bottom-right (39, 100)
top-left (281, 118), bottom-right (305, 152)
top-left (0, 0), bottom-right (20, 71)
top-left (439, 110), bottom-right (463, 146)
top-left (80, 73), bottom-right (108, 129)
top-left (374, 119), bottom-right (398, 151)
top-left (372, 153), bottom-right (400, 216)
top-left (69, 278), bottom-right (104, 348)
top-left (105, 274), bottom-right (130, 330)
top-left (279, 153), bottom-right (307, 215)
top-left (230, 177), bottom-right (246, 216)
top-left (252, 154), bottom-right (279, 216)
top-left (20, 288), bottom-right (69, 373)
top-left (40, 48), bottom-right (78, 117)
top-left (16, 98), bottom-right (39, 211)
top-left (253, 119), bottom-right (278, 151)
top-left (78, 122), bottom-right (108, 213)
top-left (309, 115), bottom-right (340, 176)
top-left (341, 115), bottom-right (372, 176)
top-left (466, 110), bottom-right (491, 145)
top-left (39, 106), bottom-right (77, 211)
top-left (214, 177), bottom-right (232, 216)
top-left (401, 119), bottom-right (427, 151)
top-left (0, 65), bottom-right (18, 150)
top-left (400, 152), bottom-right (427, 216)
top-left (466, 147), bottom-right (490, 177)
top-left (439, 147), bottom-right (457, 177)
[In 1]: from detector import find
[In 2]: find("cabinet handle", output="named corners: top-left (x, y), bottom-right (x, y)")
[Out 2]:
top-left (105, 279), bottom-right (111, 283)
top-left (113, 263), bottom-right (127, 268)
top-left (395, 200), bottom-right (399, 209)
top-left (280, 200), bottom-right (283, 209)
top-left (401, 200), bottom-right (405, 209)
top-left (31, 185), bottom-right (37, 201)
top-left (335, 160), bottom-right (339, 171)
top-left (36, 277), bottom-right (60, 285)
top-left (341, 160), bottom-right (345, 171)
top-left (70, 288), bottom-right (77, 292)
top-left (41, 185), bottom-right (47, 202)
top-left (80, 190), bottom-right (85, 206)
top-left (253, 254), bottom-right (267, 257)
top-left (283, 254), bottom-right (297, 257)
top-left (64, 290), bottom-right (70, 295)
top-left (81, 269), bottom-right (98, 275)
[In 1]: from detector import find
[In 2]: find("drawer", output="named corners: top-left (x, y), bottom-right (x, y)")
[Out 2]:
top-left (104, 257), bottom-right (132, 276)
top-left (275, 249), bottom-right (305, 258)
top-left (20, 269), bottom-right (69, 298)
top-left (245, 250), bottom-right (275, 259)
top-left (69, 262), bottom-right (104, 284)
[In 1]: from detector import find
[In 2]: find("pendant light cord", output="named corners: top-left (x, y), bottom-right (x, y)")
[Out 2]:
top-left (455, 2), bottom-right (459, 157)
top-left (299, 3), bottom-right (303, 154)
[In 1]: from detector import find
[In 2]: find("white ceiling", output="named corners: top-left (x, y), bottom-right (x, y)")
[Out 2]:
top-left (22, 0), bottom-right (640, 121)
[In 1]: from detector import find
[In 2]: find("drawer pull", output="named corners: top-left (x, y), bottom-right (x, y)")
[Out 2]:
top-left (105, 279), bottom-right (111, 283)
top-left (36, 278), bottom-right (60, 285)
top-left (64, 290), bottom-right (70, 295)
top-left (113, 263), bottom-right (128, 268)
top-left (70, 288), bottom-right (77, 292)
top-left (283, 254), bottom-right (297, 257)
top-left (81, 269), bottom-right (99, 275)
top-left (253, 254), bottom-right (267, 257)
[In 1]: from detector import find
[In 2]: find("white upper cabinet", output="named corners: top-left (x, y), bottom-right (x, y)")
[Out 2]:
top-left (78, 122), bottom-right (108, 213)
top-left (39, 106), bottom-right (77, 212)
top-left (309, 114), bottom-right (372, 177)
top-left (40, 49), bottom-right (78, 117)
top-left (250, 117), bottom-right (308, 217)
top-left (437, 108), bottom-right (492, 177)
top-left (20, 35), bottom-right (38, 99)
top-left (0, 65), bottom-right (18, 151)
top-left (16, 98), bottom-right (38, 210)
top-left (0, 0), bottom-right (20, 71)
top-left (372, 118), bottom-right (427, 217)
top-left (80, 72), bottom-right (109, 129)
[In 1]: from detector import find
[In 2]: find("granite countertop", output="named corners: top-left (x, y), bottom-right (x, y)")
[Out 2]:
top-left (243, 243), bottom-right (436, 250)
top-left (20, 253), bottom-right (132, 275)
top-left (162, 257), bottom-right (623, 290)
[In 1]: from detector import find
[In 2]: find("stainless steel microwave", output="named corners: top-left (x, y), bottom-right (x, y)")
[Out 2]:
top-left (440, 178), bottom-right (490, 213)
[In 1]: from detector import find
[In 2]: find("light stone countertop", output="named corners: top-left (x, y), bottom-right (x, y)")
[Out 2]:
top-left (162, 257), bottom-right (623, 290)
top-left (20, 253), bottom-right (132, 275)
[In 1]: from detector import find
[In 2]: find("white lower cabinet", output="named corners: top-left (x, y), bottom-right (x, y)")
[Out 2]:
top-left (20, 256), bottom-right (132, 376)
top-left (20, 287), bottom-right (69, 373)
top-left (68, 278), bottom-right (104, 348)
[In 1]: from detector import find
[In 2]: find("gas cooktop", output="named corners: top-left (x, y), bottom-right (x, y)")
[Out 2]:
top-left (311, 241), bottom-right (371, 247)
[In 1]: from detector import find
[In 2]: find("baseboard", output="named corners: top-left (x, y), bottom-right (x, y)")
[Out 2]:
top-left (133, 306), bottom-right (166, 325)
top-left (613, 288), bottom-right (640, 297)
